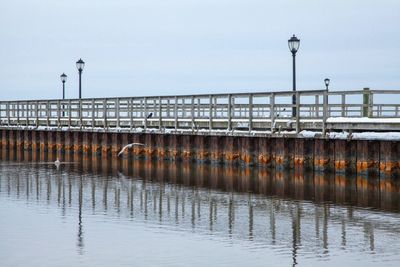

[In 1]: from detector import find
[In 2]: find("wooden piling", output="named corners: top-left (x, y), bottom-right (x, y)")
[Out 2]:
top-left (0, 128), bottom-right (398, 184)
top-left (314, 138), bottom-right (334, 172)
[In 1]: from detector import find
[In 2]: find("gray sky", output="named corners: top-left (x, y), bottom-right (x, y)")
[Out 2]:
top-left (1, 0), bottom-right (399, 100)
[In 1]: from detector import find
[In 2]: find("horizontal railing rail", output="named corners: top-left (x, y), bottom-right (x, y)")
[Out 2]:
top-left (0, 88), bottom-right (399, 134)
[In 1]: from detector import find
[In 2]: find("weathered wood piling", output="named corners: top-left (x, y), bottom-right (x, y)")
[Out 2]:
top-left (0, 129), bottom-right (399, 184)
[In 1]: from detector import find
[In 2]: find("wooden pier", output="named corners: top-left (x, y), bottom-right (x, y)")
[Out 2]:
top-left (0, 88), bottom-right (399, 183)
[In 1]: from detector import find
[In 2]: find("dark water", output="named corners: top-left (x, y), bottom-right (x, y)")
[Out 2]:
top-left (1, 150), bottom-right (400, 267)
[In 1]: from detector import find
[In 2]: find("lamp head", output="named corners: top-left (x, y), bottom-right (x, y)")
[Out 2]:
top-left (76, 58), bottom-right (85, 72)
top-left (324, 78), bottom-right (330, 88)
top-left (60, 73), bottom-right (67, 83)
top-left (288, 34), bottom-right (300, 54)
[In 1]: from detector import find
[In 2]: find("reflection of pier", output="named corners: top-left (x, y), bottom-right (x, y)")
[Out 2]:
top-left (1, 151), bottom-right (400, 266)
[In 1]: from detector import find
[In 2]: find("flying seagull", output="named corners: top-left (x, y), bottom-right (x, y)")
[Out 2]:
top-left (117, 143), bottom-right (145, 157)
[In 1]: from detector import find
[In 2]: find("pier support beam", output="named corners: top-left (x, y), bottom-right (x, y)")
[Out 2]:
top-left (379, 141), bottom-right (400, 191)
top-left (83, 131), bottom-right (92, 155)
top-left (1, 129), bottom-right (9, 150)
top-left (257, 137), bottom-right (273, 168)
top-left (239, 136), bottom-right (255, 166)
top-left (334, 139), bottom-right (357, 174)
top-left (64, 131), bottom-right (73, 152)
top-left (32, 130), bottom-right (40, 151)
top-left (223, 136), bottom-right (239, 165)
top-left (73, 132), bottom-right (82, 154)
top-left (16, 130), bottom-right (24, 151)
top-left (275, 138), bottom-right (294, 169)
top-left (182, 135), bottom-right (195, 162)
top-left (294, 138), bottom-right (314, 171)
top-left (39, 131), bottom-right (47, 153)
top-left (210, 136), bottom-right (223, 164)
top-left (101, 132), bottom-right (111, 157)
top-left (356, 140), bottom-right (379, 178)
top-left (169, 134), bottom-right (182, 161)
top-left (195, 135), bottom-right (210, 163)
top-left (314, 138), bottom-right (334, 172)
top-left (23, 130), bottom-right (32, 151)
top-left (91, 132), bottom-right (101, 156)
top-left (48, 131), bottom-right (57, 154)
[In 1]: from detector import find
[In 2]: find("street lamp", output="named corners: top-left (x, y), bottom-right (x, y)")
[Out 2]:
top-left (60, 73), bottom-right (67, 99)
top-left (76, 58), bottom-right (85, 99)
top-left (288, 34), bottom-right (300, 117)
top-left (324, 78), bottom-right (330, 90)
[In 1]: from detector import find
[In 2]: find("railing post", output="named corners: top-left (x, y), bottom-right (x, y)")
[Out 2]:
top-left (103, 99), bottom-right (107, 129)
top-left (167, 99), bottom-right (171, 118)
top-left (26, 101), bottom-right (29, 126)
top-left (341, 94), bottom-right (346, 117)
top-left (144, 97), bottom-right (148, 131)
top-left (182, 98), bottom-right (186, 117)
top-left (197, 98), bottom-right (201, 118)
top-left (249, 94), bottom-right (253, 132)
top-left (91, 99), bottom-right (95, 128)
top-left (46, 101), bottom-right (50, 127)
top-left (322, 90), bottom-right (328, 137)
top-left (191, 96), bottom-right (195, 131)
top-left (369, 91), bottom-right (374, 118)
top-left (35, 101), bottom-right (39, 127)
top-left (159, 96), bottom-right (162, 131)
top-left (295, 91), bottom-right (300, 134)
top-left (79, 99), bottom-right (83, 128)
top-left (270, 93), bottom-right (275, 133)
top-left (209, 95), bottom-right (213, 131)
top-left (227, 94), bottom-right (232, 131)
top-left (130, 98), bottom-right (133, 131)
top-left (17, 102), bottom-right (20, 125)
top-left (116, 98), bottom-right (120, 128)
top-left (7, 102), bottom-right (10, 126)
top-left (363, 87), bottom-right (370, 117)
top-left (315, 95), bottom-right (319, 117)
top-left (174, 96), bottom-right (178, 131)
top-left (57, 100), bottom-right (61, 128)
top-left (68, 100), bottom-right (72, 128)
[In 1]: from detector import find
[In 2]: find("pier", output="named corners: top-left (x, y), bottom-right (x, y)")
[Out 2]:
top-left (0, 88), bottom-right (399, 183)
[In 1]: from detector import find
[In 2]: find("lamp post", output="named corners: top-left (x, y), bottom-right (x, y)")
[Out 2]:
top-left (288, 34), bottom-right (300, 117)
top-left (324, 78), bottom-right (330, 90)
top-left (60, 73), bottom-right (67, 99)
top-left (76, 58), bottom-right (85, 99)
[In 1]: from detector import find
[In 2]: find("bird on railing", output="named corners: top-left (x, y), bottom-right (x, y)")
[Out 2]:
top-left (117, 143), bottom-right (145, 157)
top-left (147, 112), bottom-right (153, 119)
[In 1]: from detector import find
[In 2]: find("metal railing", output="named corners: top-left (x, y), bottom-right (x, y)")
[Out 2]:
top-left (1, 88), bottom-right (399, 133)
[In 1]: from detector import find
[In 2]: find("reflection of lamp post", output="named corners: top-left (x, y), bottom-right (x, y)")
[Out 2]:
top-left (60, 73), bottom-right (67, 99)
top-left (324, 78), bottom-right (330, 90)
top-left (77, 175), bottom-right (84, 254)
top-left (288, 35), bottom-right (300, 117)
top-left (76, 58), bottom-right (85, 99)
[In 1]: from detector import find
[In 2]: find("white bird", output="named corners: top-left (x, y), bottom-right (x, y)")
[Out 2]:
top-left (54, 158), bottom-right (61, 170)
top-left (117, 143), bottom-right (145, 157)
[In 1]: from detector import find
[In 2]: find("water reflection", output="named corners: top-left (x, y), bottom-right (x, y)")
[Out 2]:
top-left (1, 149), bottom-right (400, 266)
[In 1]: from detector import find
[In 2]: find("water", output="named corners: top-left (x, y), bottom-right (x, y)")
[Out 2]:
top-left (1, 150), bottom-right (400, 267)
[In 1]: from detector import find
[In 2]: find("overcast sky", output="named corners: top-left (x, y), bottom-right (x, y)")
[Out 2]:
top-left (0, 0), bottom-right (399, 100)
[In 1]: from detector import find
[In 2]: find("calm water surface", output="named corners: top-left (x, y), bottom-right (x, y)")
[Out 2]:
top-left (1, 150), bottom-right (400, 267)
